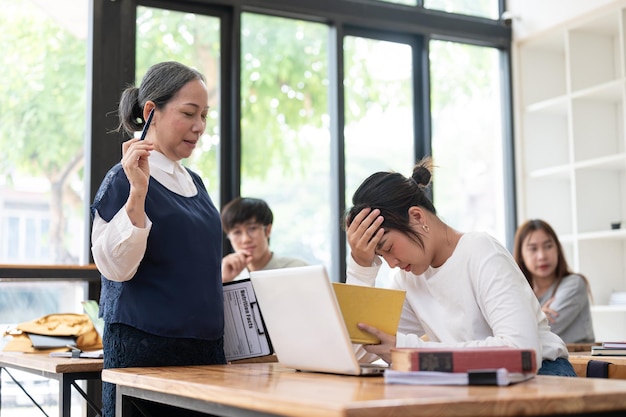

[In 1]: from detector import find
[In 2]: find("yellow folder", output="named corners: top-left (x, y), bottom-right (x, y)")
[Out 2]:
top-left (332, 282), bottom-right (406, 344)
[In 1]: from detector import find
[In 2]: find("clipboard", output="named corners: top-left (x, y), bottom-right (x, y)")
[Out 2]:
top-left (223, 279), bottom-right (273, 361)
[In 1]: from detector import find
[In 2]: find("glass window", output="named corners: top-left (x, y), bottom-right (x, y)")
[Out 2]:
top-left (135, 7), bottom-right (222, 204)
top-left (239, 13), bottom-right (330, 269)
top-left (0, 282), bottom-right (87, 329)
top-left (424, 0), bottom-right (500, 20)
top-left (343, 36), bottom-right (415, 287)
top-left (0, 3), bottom-right (96, 413)
top-left (344, 37), bottom-right (415, 200)
top-left (6, 217), bottom-right (19, 260)
top-left (429, 40), bottom-right (506, 243)
top-left (0, 0), bottom-right (89, 265)
top-left (0, 280), bottom-right (89, 415)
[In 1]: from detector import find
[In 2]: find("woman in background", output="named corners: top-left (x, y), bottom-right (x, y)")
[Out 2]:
top-left (513, 219), bottom-right (595, 344)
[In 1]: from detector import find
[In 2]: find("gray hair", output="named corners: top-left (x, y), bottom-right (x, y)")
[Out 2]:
top-left (116, 61), bottom-right (205, 136)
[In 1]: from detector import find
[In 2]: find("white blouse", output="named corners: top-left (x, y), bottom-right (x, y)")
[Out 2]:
top-left (91, 151), bottom-right (198, 282)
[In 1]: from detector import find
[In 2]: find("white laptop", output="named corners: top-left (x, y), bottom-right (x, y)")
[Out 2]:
top-left (249, 264), bottom-right (387, 376)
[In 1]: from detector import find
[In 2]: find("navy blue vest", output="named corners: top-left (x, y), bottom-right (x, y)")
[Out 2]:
top-left (91, 163), bottom-right (223, 340)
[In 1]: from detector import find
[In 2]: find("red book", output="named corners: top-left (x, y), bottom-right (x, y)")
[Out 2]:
top-left (390, 347), bottom-right (537, 374)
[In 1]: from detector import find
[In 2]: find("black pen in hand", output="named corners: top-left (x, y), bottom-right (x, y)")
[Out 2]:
top-left (139, 108), bottom-right (154, 140)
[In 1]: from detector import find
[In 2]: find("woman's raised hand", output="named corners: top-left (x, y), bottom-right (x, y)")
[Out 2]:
top-left (121, 138), bottom-right (154, 194)
top-left (346, 208), bottom-right (384, 267)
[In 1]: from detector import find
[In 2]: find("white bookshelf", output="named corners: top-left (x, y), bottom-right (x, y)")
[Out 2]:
top-left (514, 1), bottom-right (626, 341)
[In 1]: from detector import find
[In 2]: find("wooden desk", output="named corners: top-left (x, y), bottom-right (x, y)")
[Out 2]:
top-left (566, 343), bottom-right (601, 352)
top-left (0, 352), bottom-right (102, 416)
top-left (568, 352), bottom-right (626, 379)
top-left (103, 363), bottom-right (626, 417)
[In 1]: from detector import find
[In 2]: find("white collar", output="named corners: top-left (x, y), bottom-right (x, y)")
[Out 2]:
top-left (149, 150), bottom-right (184, 175)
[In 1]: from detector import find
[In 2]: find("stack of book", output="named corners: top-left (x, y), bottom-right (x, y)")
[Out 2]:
top-left (591, 341), bottom-right (626, 356)
top-left (385, 346), bottom-right (537, 386)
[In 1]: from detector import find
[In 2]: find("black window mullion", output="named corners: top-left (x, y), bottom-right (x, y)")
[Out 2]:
top-left (328, 23), bottom-right (346, 282)
top-left (413, 34), bottom-right (431, 165)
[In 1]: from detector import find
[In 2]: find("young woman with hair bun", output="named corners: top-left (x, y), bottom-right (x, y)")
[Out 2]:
top-left (344, 157), bottom-right (576, 377)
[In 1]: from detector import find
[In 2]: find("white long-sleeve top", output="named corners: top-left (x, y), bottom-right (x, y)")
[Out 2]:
top-left (91, 151), bottom-right (198, 282)
top-left (347, 232), bottom-right (568, 371)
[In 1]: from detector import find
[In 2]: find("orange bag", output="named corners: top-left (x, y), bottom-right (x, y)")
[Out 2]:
top-left (2, 313), bottom-right (102, 353)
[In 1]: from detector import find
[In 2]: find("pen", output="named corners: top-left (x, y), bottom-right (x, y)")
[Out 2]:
top-left (139, 108), bottom-right (154, 140)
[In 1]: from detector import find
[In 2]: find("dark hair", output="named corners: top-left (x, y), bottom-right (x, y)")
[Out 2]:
top-left (513, 219), bottom-right (591, 299)
top-left (344, 156), bottom-right (436, 249)
top-left (116, 61), bottom-right (206, 136)
top-left (221, 197), bottom-right (274, 233)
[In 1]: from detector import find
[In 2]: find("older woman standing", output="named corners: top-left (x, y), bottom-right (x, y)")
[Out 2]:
top-left (91, 61), bottom-right (225, 417)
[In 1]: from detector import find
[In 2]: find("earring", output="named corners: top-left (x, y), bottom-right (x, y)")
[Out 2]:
top-left (422, 224), bottom-right (429, 233)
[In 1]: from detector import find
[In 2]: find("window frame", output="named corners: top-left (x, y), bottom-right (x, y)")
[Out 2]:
top-left (1, 0), bottom-right (513, 284)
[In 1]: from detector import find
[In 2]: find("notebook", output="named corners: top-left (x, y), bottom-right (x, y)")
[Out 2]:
top-left (332, 282), bottom-right (405, 344)
top-left (250, 264), bottom-right (390, 376)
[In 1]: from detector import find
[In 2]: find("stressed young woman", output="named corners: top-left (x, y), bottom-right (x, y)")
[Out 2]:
top-left (344, 157), bottom-right (577, 377)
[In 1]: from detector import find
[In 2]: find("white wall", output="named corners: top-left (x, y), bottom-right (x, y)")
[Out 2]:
top-left (507, 0), bottom-right (619, 40)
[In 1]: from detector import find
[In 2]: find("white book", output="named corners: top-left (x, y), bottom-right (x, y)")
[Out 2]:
top-left (384, 368), bottom-right (535, 386)
top-left (591, 346), bottom-right (626, 356)
top-left (50, 349), bottom-right (103, 359)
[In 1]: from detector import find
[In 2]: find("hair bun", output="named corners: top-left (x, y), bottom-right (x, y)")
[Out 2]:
top-left (411, 157), bottom-right (433, 188)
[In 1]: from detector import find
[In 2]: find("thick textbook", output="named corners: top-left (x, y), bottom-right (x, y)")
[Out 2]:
top-left (384, 368), bottom-right (534, 386)
top-left (332, 283), bottom-right (406, 344)
top-left (390, 347), bottom-right (537, 374)
top-left (223, 279), bottom-right (273, 361)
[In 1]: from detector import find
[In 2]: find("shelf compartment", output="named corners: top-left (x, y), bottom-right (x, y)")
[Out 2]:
top-left (591, 308), bottom-right (626, 341)
top-left (578, 239), bottom-right (626, 305)
top-left (518, 32), bottom-right (566, 107)
top-left (523, 176), bottom-right (573, 236)
top-left (568, 11), bottom-right (622, 92)
top-left (522, 108), bottom-right (570, 172)
top-left (574, 166), bottom-right (626, 233)
top-left (571, 88), bottom-right (625, 162)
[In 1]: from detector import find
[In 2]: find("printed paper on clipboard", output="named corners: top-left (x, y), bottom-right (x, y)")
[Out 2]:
top-left (223, 279), bottom-right (273, 361)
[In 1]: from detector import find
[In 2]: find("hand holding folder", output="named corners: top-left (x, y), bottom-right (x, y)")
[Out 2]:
top-left (332, 283), bottom-right (406, 344)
